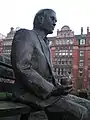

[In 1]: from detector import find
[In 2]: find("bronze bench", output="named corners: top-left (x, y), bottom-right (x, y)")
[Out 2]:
top-left (0, 101), bottom-right (30, 117)
top-left (0, 61), bottom-right (71, 120)
top-left (0, 61), bottom-right (39, 120)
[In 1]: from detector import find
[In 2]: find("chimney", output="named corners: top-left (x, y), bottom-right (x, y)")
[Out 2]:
top-left (57, 29), bottom-right (59, 36)
top-left (87, 27), bottom-right (89, 33)
top-left (81, 27), bottom-right (83, 35)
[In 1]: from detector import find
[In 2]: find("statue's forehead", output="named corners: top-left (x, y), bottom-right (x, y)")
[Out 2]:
top-left (45, 11), bottom-right (57, 18)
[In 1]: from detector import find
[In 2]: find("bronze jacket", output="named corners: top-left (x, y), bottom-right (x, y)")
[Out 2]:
top-left (11, 29), bottom-right (60, 108)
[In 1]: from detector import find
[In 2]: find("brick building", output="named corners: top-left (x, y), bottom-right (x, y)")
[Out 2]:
top-left (50, 26), bottom-right (90, 90)
top-left (72, 27), bottom-right (90, 89)
top-left (0, 33), bottom-right (5, 55)
top-left (86, 28), bottom-right (90, 89)
top-left (2, 27), bottom-right (20, 58)
top-left (50, 25), bottom-right (74, 82)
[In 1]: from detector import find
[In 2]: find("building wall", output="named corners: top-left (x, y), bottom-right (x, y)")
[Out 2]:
top-left (74, 28), bottom-right (89, 89)
top-left (2, 27), bottom-right (16, 58)
top-left (51, 26), bottom-right (90, 90)
top-left (72, 38), bottom-right (79, 88)
top-left (86, 30), bottom-right (90, 89)
top-left (51, 25), bottom-right (74, 82)
top-left (0, 33), bottom-right (6, 55)
top-left (51, 47), bottom-right (55, 66)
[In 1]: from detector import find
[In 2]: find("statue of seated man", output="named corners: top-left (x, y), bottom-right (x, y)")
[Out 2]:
top-left (11, 9), bottom-right (90, 120)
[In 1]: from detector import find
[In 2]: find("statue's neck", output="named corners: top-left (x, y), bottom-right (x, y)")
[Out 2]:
top-left (33, 28), bottom-right (47, 39)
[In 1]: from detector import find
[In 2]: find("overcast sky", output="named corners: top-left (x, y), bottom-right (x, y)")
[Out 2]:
top-left (0, 0), bottom-right (90, 36)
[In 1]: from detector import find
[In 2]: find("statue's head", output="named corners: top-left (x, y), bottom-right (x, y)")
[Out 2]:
top-left (33, 9), bottom-right (57, 35)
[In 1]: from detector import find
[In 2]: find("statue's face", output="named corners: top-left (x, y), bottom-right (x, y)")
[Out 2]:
top-left (41, 11), bottom-right (57, 34)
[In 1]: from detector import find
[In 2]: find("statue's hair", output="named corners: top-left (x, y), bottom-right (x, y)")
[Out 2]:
top-left (33, 9), bottom-right (55, 28)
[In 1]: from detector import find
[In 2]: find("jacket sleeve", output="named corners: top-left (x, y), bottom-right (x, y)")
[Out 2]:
top-left (11, 29), bottom-right (55, 100)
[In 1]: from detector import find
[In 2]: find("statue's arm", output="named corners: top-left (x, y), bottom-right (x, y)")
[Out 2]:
top-left (11, 29), bottom-right (55, 99)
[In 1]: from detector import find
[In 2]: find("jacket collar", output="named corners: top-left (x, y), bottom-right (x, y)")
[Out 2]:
top-left (33, 28), bottom-right (50, 46)
top-left (33, 28), bottom-right (46, 39)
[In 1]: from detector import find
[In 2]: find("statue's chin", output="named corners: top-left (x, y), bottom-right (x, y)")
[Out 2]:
top-left (48, 30), bottom-right (53, 34)
top-left (45, 29), bottom-right (53, 35)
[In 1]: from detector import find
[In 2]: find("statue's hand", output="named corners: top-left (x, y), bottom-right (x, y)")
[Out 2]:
top-left (51, 84), bottom-right (73, 96)
top-left (61, 76), bottom-right (72, 86)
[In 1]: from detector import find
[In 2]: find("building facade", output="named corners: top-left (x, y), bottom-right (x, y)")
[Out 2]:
top-left (51, 25), bottom-right (74, 82)
top-left (86, 29), bottom-right (90, 90)
top-left (0, 33), bottom-right (6, 55)
top-left (50, 26), bottom-right (90, 90)
top-left (2, 27), bottom-right (16, 58)
top-left (72, 27), bottom-right (90, 89)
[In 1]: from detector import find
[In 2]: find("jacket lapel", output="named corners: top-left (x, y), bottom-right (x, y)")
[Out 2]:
top-left (33, 30), bottom-right (56, 86)
top-left (36, 33), bottom-right (52, 68)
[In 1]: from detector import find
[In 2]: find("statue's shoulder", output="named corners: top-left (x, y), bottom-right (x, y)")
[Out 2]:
top-left (16, 29), bottom-right (36, 37)
top-left (14, 29), bottom-right (36, 43)
top-left (15, 28), bottom-right (31, 35)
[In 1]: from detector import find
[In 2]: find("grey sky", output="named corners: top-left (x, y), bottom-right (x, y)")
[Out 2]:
top-left (0, 0), bottom-right (90, 36)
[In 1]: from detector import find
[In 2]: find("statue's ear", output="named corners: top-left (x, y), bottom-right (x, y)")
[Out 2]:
top-left (38, 16), bottom-right (44, 24)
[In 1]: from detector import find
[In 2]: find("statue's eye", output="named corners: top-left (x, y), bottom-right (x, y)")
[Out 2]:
top-left (50, 16), bottom-right (55, 20)
top-left (50, 16), bottom-right (57, 22)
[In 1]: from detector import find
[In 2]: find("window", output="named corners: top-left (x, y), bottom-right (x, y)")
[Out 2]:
top-left (79, 69), bottom-right (83, 76)
top-left (61, 68), bottom-right (63, 75)
top-left (62, 61), bottom-right (64, 64)
top-left (80, 51), bottom-right (84, 56)
top-left (79, 63), bottom-right (83, 67)
top-left (59, 61), bottom-right (61, 64)
top-left (67, 40), bottom-right (70, 44)
top-left (62, 52), bottom-right (65, 55)
top-left (80, 72), bottom-right (83, 76)
top-left (55, 52), bottom-right (58, 55)
top-left (80, 60), bottom-right (84, 62)
top-left (80, 39), bottom-right (85, 45)
top-left (59, 50), bottom-right (61, 52)
top-left (70, 50), bottom-right (72, 52)
top-left (58, 68), bottom-right (60, 74)
top-left (55, 50), bottom-right (58, 52)
top-left (79, 59), bottom-right (84, 67)
top-left (59, 53), bottom-right (61, 55)
top-left (69, 61), bottom-right (72, 64)
top-left (70, 40), bottom-right (73, 44)
top-left (54, 58), bottom-right (57, 61)
top-left (66, 52), bottom-right (68, 55)
top-left (70, 53), bottom-right (72, 55)
top-left (64, 33), bottom-right (66, 37)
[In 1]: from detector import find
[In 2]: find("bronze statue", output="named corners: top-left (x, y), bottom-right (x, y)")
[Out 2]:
top-left (11, 9), bottom-right (90, 120)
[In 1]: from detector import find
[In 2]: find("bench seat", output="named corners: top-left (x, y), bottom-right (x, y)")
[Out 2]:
top-left (0, 61), bottom-right (44, 120)
top-left (0, 101), bottom-right (30, 117)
